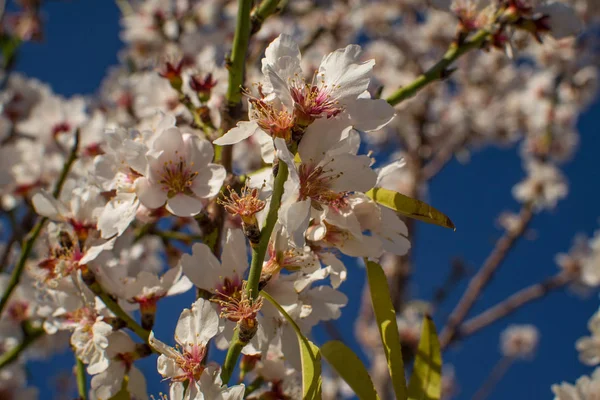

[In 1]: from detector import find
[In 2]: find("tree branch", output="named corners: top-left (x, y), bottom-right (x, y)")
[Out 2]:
top-left (457, 272), bottom-right (571, 341)
top-left (439, 203), bottom-right (534, 349)
top-left (386, 29), bottom-right (490, 106)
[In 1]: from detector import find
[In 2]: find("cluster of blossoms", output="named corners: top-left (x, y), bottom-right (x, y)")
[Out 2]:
top-left (0, 0), bottom-right (599, 399)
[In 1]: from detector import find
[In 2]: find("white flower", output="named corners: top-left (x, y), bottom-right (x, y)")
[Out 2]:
top-left (121, 266), bottom-right (193, 312)
top-left (185, 365), bottom-right (245, 400)
top-left (71, 316), bottom-right (113, 374)
top-left (552, 367), bottom-right (600, 400)
top-left (148, 298), bottom-right (221, 400)
top-left (274, 125), bottom-right (376, 247)
top-left (512, 160), bottom-right (567, 210)
top-left (17, 94), bottom-right (87, 143)
top-left (180, 229), bottom-right (248, 296)
top-left (89, 331), bottom-right (148, 400)
top-left (576, 310), bottom-right (600, 366)
top-left (32, 181), bottom-right (105, 231)
top-left (500, 324), bottom-right (539, 359)
top-left (214, 34), bottom-right (395, 146)
top-left (136, 126), bottom-right (225, 217)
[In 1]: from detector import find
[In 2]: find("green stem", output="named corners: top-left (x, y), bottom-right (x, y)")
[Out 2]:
top-left (76, 356), bottom-right (88, 400)
top-left (86, 276), bottom-right (150, 342)
top-left (0, 326), bottom-right (44, 369)
top-left (250, 0), bottom-right (281, 34)
top-left (226, 0), bottom-right (253, 106)
top-left (246, 161), bottom-right (288, 299)
top-left (244, 377), bottom-right (265, 396)
top-left (385, 29), bottom-right (490, 106)
top-left (221, 162), bottom-right (289, 383)
top-left (0, 131), bottom-right (80, 318)
top-left (220, 330), bottom-right (245, 384)
top-left (153, 230), bottom-right (203, 243)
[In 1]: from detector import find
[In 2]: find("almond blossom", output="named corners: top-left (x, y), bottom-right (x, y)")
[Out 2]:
top-left (214, 34), bottom-right (395, 147)
top-left (149, 298), bottom-right (233, 400)
top-left (136, 126), bottom-right (225, 217)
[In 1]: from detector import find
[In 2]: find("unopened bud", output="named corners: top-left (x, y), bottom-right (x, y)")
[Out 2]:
top-left (189, 73), bottom-right (218, 103)
top-left (158, 60), bottom-right (184, 92)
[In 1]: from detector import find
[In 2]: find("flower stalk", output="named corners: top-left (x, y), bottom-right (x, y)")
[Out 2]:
top-left (0, 322), bottom-right (44, 370)
top-left (76, 356), bottom-right (88, 400)
top-left (82, 268), bottom-right (151, 343)
top-left (220, 161), bottom-right (289, 384)
top-left (385, 29), bottom-right (490, 106)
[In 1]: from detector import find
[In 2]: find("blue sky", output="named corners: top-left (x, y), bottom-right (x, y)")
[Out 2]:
top-left (15, 1), bottom-right (600, 399)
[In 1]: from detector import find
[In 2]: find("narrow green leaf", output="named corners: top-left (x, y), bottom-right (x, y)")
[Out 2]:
top-left (108, 389), bottom-right (131, 400)
top-left (365, 187), bottom-right (455, 230)
top-left (261, 291), bottom-right (322, 399)
top-left (321, 340), bottom-right (380, 400)
top-left (366, 260), bottom-right (408, 400)
top-left (408, 316), bottom-right (442, 400)
top-left (0, 34), bottom-right (20, 69)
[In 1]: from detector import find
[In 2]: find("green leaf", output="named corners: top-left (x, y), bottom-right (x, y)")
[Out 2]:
top-left (261, 291), bottom-right (322, 399)
top-left (365, 187), bottom-right (455, 230)
top-left (0, 34), bottom-right (20, 69)
top-left (108, 388), bottom-right (131, 400)
top-left (321, 340), bottom-right (380, 400)
top-left (366, 260), bottom-right (408, 400)
top-left (407, 316), bottom-right (442, 400)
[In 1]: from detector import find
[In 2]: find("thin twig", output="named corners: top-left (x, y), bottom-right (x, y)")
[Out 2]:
top-left (386, 29), bottom-right (490, 106)
top-left (458, 272), bottom-right (571, 340)
top-left (83, 268), bottom-right (150, 343)
top-left (250, 0), bottom-right (282, 34)
top-left (439, 204), bottom-right (534, 349)
top-left (472, 356), bottom-right (514, 400)
top-left (0, 324), bottom-right (44, 370)
top-left (0, 131), bottom-right (80, 318)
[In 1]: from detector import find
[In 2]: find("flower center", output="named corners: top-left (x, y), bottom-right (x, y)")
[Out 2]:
top-left (290, 73), bottom-right (343, 126)
top-left (249, 97), bottom-right (295, 141)
top-left (298, 163), bottom-right (347, 210)
top-left (38, 232), bottom-right (84, 284)
top-left (159, 159), bottom-right (198, 198)
top-left (173, 344), bottom-right (207, 382)
top-left (52, 122), bottom-right (72, 138)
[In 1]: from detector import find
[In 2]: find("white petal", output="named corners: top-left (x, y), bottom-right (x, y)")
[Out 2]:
top-left (135, 177), bottom-right (167, 209)
top-left (279, 199), bottom-right (311, 248)
top-left (32, 191), bottom-right (68, 220)
top-left (262, 34), bottom-right (301, 73)
top-left (98, 193), bottom-right (139, 238)
top-left (80, 238), bottom-right (116, 264)
top-left (152, 127), bottom-right (185, 159)
top-left (166, 194), bottom-right (204, 217)
top-left (255, 129), bottom-right (275, 164)
top-left (190, 298), bottom-right (220, 345)
top-left (187, 134), bottom-right (214, 167)
top-left (327, 154), bottom-right (377, 193)
top-left (347, 98), bottom-right (396, 132)
top-left (319, 45), bottom-right (374, 104)
top-left (213, 121), bottom-right (260, 146)
top-left (221, 229), bottom-right (249, 277)
top-left (180, 242), bottom-right (222, 290)
top-left (191, 164), bottom-right (226, 198)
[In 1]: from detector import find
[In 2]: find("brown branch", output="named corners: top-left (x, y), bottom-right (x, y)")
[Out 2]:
top-left (439, 203), bottom-right (534, 349)
top-left (472, 356), bottom-right (514, 400)
top-left (457, 272), bottom-right (571, 341)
